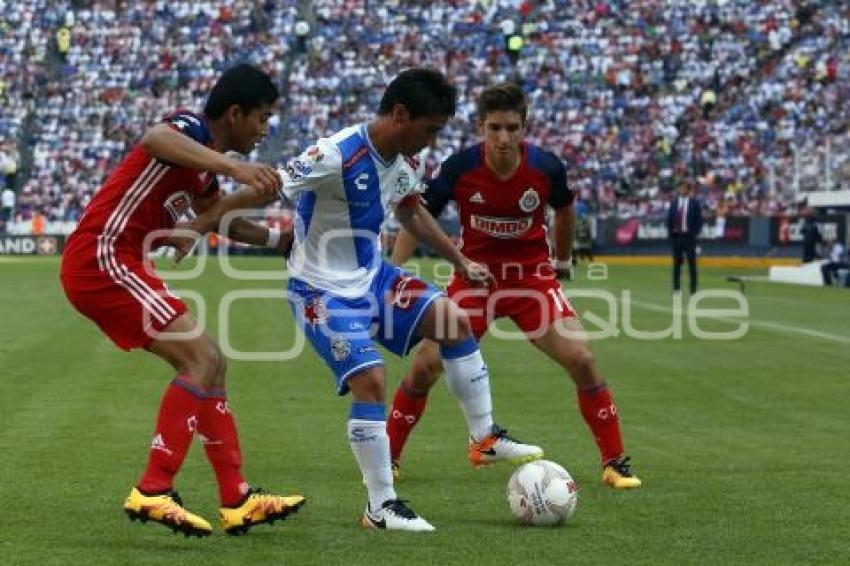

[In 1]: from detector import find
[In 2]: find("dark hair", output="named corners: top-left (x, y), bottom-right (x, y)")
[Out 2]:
top-left (203, 63), bottom-right (279, 119)
top-left (478, 82), bottom-right (527, 123)
top-left (378, 68), bottom-right (457, 119)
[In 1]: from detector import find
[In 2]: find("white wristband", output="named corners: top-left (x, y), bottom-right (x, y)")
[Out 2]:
top-left (266, 228), bottom-right (282, 248)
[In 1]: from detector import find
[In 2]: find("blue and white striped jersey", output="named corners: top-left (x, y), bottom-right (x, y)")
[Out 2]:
top-left (278, 124), bottom-right (424, 297)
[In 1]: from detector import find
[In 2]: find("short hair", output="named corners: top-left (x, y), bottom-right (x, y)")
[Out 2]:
top-left (203, 63), bottom-right (279, 119)
top-left (478, 82), bottom-right (527, 123)
top-left (378, 68), bottom-right (457, 119)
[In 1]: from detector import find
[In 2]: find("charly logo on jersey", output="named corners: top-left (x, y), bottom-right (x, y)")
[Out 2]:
top-left (355, 172), bottom-right (370, 191)
top-left (519, 187), bottom-right (540, 212)
top-left (470, 214), bottom-right (533, 238)
top-left (331, 336), bottom-right (352, 362)
top-left (163, 191), bottom-right (193, 221)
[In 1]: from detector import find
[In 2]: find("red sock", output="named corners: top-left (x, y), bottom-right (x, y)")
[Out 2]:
top-left (197, 389), bottom-right (248, 507)
top-left (138, 376), bottom-right (202, 494)
top-left (577, 385), bottom-right (624, 464)
top-left (387, 379), bottom-right (429, 463)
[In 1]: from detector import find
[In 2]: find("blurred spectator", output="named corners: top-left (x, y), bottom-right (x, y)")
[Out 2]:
top-left (820, 239), bottom-right (848, 285)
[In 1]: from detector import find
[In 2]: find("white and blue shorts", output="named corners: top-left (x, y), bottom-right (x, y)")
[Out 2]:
top-left (287, 261), bottom-right (442, 395)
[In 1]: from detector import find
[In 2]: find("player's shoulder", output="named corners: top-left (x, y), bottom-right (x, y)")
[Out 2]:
top-left (438, 144), bottom-right (483, 179)
top-left (525, 143), bottom-right (565, 176)
top-left (162, 109), bottom-right (212, 144)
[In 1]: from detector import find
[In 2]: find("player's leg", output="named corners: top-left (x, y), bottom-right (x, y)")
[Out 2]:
top-left (415, 295), bottom-right (543, 467)
top-left (387, 338), bottom-right (442, 476)
top-left (686, 239), bottom-right (698, 293)
top-left (147, 313), bottom-right (304, 535)
top-left (672, 238), bottom-right (684, 292)
top-left (346, 367), bottom-right (434, 532)
top-left (526, 296), bottom-right (641, 489)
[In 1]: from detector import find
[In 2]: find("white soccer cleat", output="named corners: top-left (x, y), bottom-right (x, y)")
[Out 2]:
top-left (361, 499), bottom-right (435, 532)
top-left (469, 424), bottom-right (544, 468)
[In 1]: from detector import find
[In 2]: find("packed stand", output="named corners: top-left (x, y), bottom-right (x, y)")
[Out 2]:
top-left (15, 1), bottom-right (298, 224)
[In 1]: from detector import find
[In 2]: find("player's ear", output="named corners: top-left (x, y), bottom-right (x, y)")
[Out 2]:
top-left (225, 104), bottom-right (242, 125)
top-left (392, 103), bottom-right (410, 124)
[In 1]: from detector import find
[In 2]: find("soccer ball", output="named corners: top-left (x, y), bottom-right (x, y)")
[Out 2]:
top-left (507, 459), bottom-right (578, 526)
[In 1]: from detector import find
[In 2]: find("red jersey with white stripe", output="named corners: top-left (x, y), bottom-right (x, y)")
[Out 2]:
top-left (423, 142), bottom-right (573, 280)
top-left (64, 111), bottom-right (219, 270)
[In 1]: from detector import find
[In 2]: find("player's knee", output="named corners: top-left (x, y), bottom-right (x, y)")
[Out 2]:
top-left (181, 340), bottom-right (222, 388)
top-left (444, 307), bottom-right (473, 344)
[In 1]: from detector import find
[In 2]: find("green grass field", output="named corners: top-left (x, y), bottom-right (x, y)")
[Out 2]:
top-left (1, 257), bottom-right (848, 565)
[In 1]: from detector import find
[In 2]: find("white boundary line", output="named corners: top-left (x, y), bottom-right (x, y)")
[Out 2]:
top-left (629, 299), bottom-right (850, 345)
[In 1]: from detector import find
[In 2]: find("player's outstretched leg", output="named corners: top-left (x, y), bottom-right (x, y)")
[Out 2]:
top-left (533, 317), bottom-right (641, 489)
top-left (420, 298), bottom-right (543, 468)
top-left (387, 340), bottom-right (443, 480)
top-left (349, 370), bottom-right (434, 532)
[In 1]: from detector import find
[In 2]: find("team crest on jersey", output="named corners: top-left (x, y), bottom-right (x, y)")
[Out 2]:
top-left (303, 296), bottom-right (328, 327)
top-left (394, 171), bottom-right (411, 198)
top-left (164, 191), bottom-right (193, 221)
top-left (519, 188), bottom-right (540, 212)
top-left (470, 214), bottom-right (533, 238)
top-left (331, 336), bottom-right (351, 362)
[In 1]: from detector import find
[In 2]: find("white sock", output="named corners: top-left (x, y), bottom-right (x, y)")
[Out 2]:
top-left (348, 418), bottom-right (396, 510)
top-left (441, 348), bottom-right (494, 441)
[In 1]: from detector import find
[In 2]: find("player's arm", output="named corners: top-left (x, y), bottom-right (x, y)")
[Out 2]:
top-left (391, 157), bottom-right (455, 266)
top-left (141, 121), bottom-right (280, 196)
top-left (553, 204), bottom-right (575, 278)
top-left (394, 199), bottom-right (494, 287)
top-left (548, 153), bottom-right (576, 279)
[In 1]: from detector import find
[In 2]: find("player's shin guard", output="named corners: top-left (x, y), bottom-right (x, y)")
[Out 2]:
top-left (577, 385), bottom-right (624, 463)
top-left (198, 389), bottom-right (249, 507)
top-left (440, 338), bottom-right (494, 441)
top-left (138, 376), bottom-right (202, 493)
top-left (348, 402), bottom-right (396, 511)
top-left (387, 379), bottom-right (429, 464)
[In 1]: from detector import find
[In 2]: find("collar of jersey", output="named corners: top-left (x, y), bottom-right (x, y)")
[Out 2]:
top-left (359, 123), bottom-right (397, 169)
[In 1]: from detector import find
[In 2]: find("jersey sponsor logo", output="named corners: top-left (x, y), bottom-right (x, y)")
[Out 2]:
top-left (469, 191), bottom-right (485, 204)
top-left (163, 191), bottom-right (193, 221)
top-left (519, 187), bottom-right (540, 212)
top-left (403, 155), bottom-right (420, 170)
top-left (306, 145), bottom-right (324, 163)
top-left (470, 214), bottom-right (533, 238)
top-left (331, 336), bottom-right (352, 362)
top-left (342, 145), bottom-right (369, 170)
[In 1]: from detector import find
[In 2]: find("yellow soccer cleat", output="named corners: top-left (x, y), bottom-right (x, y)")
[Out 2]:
top-left (602, 456), bottom-right (642, 489)
top-left (124, 486), bottom-right (213, 537)
top-left (219, 488), bottom-right (306, 535)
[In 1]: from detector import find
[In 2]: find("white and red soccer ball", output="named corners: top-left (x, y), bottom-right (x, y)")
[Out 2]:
top-left (507, 460), bottom-right (578, 526)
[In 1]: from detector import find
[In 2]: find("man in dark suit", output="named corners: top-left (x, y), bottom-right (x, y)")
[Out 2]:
top-left (667, 181), bottom-right (704, 293)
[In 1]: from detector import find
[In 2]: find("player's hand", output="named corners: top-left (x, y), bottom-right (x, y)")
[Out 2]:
top-left (458, 259), bottom-right (496, 288)
top-left (274, 226), bottom-right (295, 257)
top-left (227, 160), bottom-right (282, 199)
top-left (165, 223), bottom-right (203, 264)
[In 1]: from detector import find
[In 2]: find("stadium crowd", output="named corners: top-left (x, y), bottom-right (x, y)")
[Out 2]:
top-left (2, 0), bottom-right (849, 226)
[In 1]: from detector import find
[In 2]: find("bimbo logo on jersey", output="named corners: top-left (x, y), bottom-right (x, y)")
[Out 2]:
top-left (470, 214), bottom-right (533, 238)
top-left (163, 191), bottom-right (192, 221)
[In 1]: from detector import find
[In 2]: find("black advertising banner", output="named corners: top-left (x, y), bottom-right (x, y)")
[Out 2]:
top-left (0, 235), bottom-right (65, 255)
top-left (770, 215), bottom-right (846, 246)
top-left (604, 217), bottom-right (749, 245)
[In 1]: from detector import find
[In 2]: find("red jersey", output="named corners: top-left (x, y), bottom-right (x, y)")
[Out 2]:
top-left (423, 142), bottom-right (573, 279)
top-left (65, 111), bottom-right (219, 270)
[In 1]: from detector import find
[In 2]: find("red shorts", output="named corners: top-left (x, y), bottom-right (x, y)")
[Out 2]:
top-left (60, 245), bottom-right (187, 351)
top-left (447, 273), bottom-right (576, 340)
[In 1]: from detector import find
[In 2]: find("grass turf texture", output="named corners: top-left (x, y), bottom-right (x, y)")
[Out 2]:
top-left (1, 257), bottom-right (848, 565)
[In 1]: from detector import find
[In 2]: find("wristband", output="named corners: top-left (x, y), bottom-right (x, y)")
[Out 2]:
top-left (266, 228), bottom-right (282, 248)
